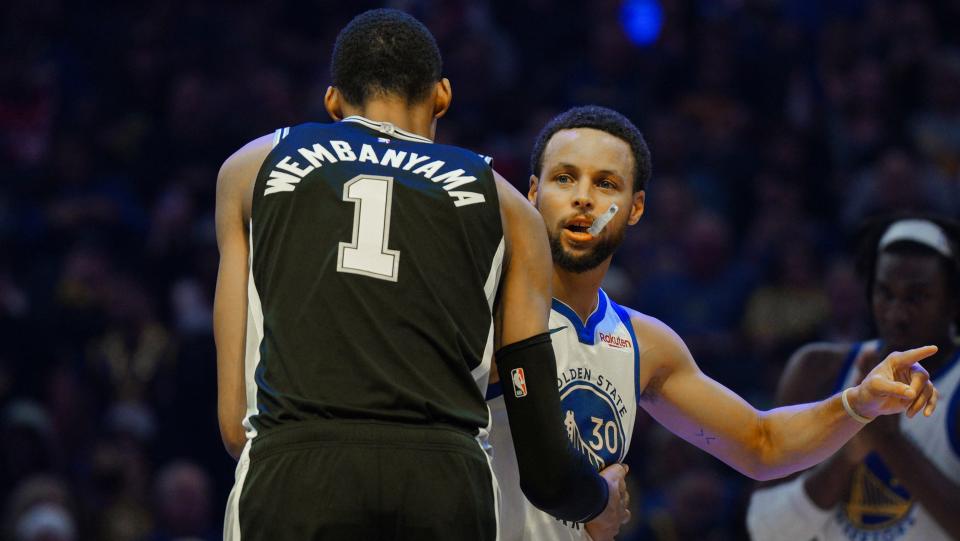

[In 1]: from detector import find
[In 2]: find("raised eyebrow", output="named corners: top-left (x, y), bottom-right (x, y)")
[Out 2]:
top-left (595, 170), bottom-right (624, 180)
top-left (552, 162), bottom-right (581, 172)
top-left (595, 170), bottom-right (626, 185)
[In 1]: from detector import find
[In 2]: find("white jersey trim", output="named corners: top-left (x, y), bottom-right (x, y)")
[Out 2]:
top-left (225, 221), bottom-right (265, 539)
top-left (241, 222), bottom-right (264, 439)
top-left (223, 439), bottom-right (252, 540)
top-left (472, 238), bottom-right (505, 388)
top-left (342, 115), bottom-right (434, 143)
top-left (271, 127), bottom-right (289, 148)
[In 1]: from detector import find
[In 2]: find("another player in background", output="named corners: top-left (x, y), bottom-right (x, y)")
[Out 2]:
top-left (213, 11), bottom-right (626, 540)
top-left (487, 106), bottom-right (941, 541)
top-left (747, 216), bottom-right (960, 540)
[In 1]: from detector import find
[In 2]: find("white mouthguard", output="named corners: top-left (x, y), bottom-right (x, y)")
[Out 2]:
top-left (587, 204), bottom-right (619, 236)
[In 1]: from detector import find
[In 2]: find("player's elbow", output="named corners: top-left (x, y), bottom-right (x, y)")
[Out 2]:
top-left (745, 414), bottom-right (786, 481)
top-left (220, 422), bottom-right (247, 460)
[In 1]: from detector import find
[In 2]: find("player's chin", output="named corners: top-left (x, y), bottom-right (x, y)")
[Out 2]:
top-left (558, 244), bottom-right (596, 261)
top-left (554, 250), bottom-right (604, 274)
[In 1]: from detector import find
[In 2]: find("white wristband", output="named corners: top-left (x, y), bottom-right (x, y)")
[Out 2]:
top-left (842, 387), bottom-right (873, 424)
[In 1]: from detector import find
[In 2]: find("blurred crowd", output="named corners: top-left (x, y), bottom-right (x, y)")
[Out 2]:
top-left (2, 0), bottom-right (959, 539)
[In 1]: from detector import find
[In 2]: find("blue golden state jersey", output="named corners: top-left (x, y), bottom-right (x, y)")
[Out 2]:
top-left (241, 116), bottom-right (504, 439)
top-left (488, 289), bottom-right (641, 541)
top-left (820, 340), bottom-right (960, 541)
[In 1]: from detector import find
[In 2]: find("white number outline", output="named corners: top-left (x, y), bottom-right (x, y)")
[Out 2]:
top-left (589, 416), bottom-right (620, 454)
top-left (336, 174), bottom-right (400, 282)
top-left (590, 417), bottom-right (605, 451)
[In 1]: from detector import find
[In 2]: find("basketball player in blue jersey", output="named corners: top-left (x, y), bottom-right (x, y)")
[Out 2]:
top-left (213, 10), bottom-right (627, 541)
top-left (487, 106), bottom-right (941, 541)
top-left (748, 216), bottom-right (960, 540)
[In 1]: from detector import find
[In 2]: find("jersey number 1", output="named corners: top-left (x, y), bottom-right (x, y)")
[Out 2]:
top-left (337, 175), bottom-right (400, 282)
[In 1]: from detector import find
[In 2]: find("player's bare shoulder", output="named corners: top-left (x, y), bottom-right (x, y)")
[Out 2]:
top-left (493, 168), bottom-right (553, 273)
top-left (615, 306), bottom-right (693, 402)
top-left (217, 133), bottom-right (275, 221)
top-left (493, 169), bottom-right (541, 235)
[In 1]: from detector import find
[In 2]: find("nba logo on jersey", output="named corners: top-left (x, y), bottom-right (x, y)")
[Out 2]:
top-left (511, 368), bottom-right (528, 398)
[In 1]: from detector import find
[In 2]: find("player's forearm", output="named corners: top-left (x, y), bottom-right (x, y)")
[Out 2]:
top-left (218, 401), bottom-right (246, 460)
top-left (870, 435), bottom-right (960, 536)
top-left (215, 344), bottom-right (247, 460)
top-left (496, 334), bottom-right (609, 522)
top-left (754, 392), bottom-right (864, 480)
top-left (214, 346), bottom-right (247, 460)
top-left (214, 267), bottom-right (249, 460)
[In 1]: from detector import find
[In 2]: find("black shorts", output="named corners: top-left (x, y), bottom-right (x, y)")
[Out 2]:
top-left (230, 420), bottom-right (497, 541)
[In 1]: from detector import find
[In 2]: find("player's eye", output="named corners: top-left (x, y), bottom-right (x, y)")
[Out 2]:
top-left (597, 179), bottom-right (616, 189)
top-left (555, 174), bottom-right (574, 184)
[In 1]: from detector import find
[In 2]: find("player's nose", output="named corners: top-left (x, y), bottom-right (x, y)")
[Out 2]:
top-left (571, 182), bottom-right (594, 210)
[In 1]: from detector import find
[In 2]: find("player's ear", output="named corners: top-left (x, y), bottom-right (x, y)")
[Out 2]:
top-left (627, 190), bottom-right (645, 225)
top-left (324, 86), bottom-right (344, 121)
top-left (433, 78), bottom-right (452, 119)
top-left (528, 174), bottom-right (540, 205)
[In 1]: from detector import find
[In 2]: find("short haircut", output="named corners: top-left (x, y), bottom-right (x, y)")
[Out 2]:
top-left (331, 9), bottom-right (442, 106)
top-left (855, 214), bottom-right (960, 328)
top-left (530, 105), bottom-right (652, 192)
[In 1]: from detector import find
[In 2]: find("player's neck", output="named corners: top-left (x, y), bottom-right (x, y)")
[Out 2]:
top-left (552, 259), bottom-right (611, 324)
top-left (341, 99), bottom-right (436, 140)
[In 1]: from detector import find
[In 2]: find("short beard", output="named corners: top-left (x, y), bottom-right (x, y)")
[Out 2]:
top-left (548, 227), bottom-right (625, 273)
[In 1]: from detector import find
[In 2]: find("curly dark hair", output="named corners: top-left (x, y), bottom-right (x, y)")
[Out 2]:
top-left (530, 105), bottom-right (652, 192)
top-left (331, 9), bottom-right (442, 106)
top-left (855, 213), bottom-right (960, 329)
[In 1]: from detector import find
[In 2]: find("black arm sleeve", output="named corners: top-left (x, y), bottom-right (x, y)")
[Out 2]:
top-left (495, 332), bottom-right (609, 522)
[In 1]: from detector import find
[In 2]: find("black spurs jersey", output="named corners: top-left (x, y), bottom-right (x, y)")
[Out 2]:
top-left (243, 116), bottom-right (504, 437)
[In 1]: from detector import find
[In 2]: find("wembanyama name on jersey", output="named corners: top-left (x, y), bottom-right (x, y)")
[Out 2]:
top-left (262, 126), bottom-right (487, 207)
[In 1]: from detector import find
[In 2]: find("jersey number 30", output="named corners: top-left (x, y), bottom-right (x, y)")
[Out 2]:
top-left (337, 175), bottom-right (400, 282)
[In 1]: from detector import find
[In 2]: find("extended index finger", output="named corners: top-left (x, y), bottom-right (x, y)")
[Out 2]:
top-left (889, 345), bottom-right (938, 368)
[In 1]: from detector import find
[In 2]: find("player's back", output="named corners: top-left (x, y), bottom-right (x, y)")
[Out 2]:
top-left (245, 116), bottom-right (503, 437)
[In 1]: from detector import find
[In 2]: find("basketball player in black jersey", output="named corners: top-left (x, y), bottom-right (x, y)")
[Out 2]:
top-left (213, 10), bottom-right (627, 541)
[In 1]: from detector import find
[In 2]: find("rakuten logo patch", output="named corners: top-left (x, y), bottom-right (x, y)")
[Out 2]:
top-left (599, 332), bottom-right (632, 349)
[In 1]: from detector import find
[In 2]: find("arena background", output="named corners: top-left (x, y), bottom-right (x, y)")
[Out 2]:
top-left (2, 0), bottom-right (959, 539)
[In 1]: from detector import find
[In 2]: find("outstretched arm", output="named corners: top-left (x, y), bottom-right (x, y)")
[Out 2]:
top-left (213, 134), bottom-right (272, 460)
top-left (634, 312), bottom-right (938, 481)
